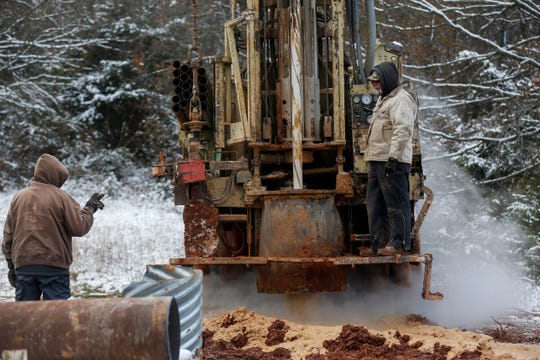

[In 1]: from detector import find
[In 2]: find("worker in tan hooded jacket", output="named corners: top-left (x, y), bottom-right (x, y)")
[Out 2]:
top-left (2, 154), bottom-right (105, 301)
top-left (363, 62), bottom-right (417, 256)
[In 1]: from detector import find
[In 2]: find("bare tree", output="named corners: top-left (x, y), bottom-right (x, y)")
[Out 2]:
top-left (376, 0), bottom-right (539, 185)
top-left (0, 0), bottom-right (111, 117)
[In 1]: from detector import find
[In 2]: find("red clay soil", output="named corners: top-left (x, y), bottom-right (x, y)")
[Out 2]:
top-left (202, 329), bottom-right (291, 360)
top-left (200, 308), bottom-right (540, 359)
top-left (201, 321), bottom-right (488, 360)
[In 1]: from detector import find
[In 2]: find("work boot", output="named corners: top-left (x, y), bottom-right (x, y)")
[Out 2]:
top-left (377, 246), bottom-right (399, 256)
top-left (359, 247), bottom-right (377, 256)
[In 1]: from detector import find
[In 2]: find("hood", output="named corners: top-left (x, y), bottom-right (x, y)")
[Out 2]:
top-left (33, 154), bottom-right (69, 188)
top-left (370, 62), bottom-right (400, 98)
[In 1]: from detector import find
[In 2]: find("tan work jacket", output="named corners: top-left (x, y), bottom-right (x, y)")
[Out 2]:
top-left (364, 86), bottom-right (417, 163)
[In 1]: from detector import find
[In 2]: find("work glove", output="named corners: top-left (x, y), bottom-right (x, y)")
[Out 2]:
top-left (85, 193), bottom-right (105, 212)
top-left (7, 261), bottom-right (16, 288)
top-left (384, 158), bottom-right (398, 177)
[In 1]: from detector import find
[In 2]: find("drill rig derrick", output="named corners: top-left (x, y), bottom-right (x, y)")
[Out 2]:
top-left (155, 0), bottom-right (442, 300)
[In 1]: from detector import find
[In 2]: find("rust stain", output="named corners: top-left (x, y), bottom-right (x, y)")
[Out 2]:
top-left (183, 199), bottom-right (220, 257)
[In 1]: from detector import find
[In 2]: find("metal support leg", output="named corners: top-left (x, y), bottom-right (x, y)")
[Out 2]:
top-left (422, 254), bottom-right (444, 300)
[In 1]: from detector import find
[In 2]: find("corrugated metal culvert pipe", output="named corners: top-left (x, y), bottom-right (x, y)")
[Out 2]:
top-left (123, 265), bottom-right (203, 353)
top-left (0, 297), bottom-right (180, 360)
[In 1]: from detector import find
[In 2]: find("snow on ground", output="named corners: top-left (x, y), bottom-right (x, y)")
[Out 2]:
top-left (69, 196), bottom-right (185, 297)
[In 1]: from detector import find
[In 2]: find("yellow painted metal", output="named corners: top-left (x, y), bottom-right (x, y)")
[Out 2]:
top-left (225, 24), bottom-right (250, 143)
top-left (214, 60), bottom-right (226, 148)
top-left (332, 0), bottom-right (345, 141)
top-left (247, 0), bottom-right (260, 141)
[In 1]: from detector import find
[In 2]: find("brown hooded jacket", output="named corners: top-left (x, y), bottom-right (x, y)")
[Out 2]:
top-left (2, 154), bottom-right (95, 270)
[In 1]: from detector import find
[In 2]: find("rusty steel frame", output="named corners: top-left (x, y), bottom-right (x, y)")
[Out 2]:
top-left (172, 254), bottom-right (425, 266)
top-left (411, 185), bottom-right (435, 253)
top-left (170, 253), bottom-right (443, 300)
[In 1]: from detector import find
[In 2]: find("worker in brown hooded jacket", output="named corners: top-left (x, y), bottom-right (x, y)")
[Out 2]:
top-left (2, 154), bottom-right (105, 301)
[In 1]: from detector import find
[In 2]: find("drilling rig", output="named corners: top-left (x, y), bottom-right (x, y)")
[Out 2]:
top-left (154, 0), bottom-right (443, 299)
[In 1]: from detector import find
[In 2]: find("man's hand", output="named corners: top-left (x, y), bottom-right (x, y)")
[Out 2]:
top-left (85, 193), bottom-right (105, 212)
top-left (385, 158), bottom-right (398, 177)
top-left (7, 261), bottom-right (16, 288)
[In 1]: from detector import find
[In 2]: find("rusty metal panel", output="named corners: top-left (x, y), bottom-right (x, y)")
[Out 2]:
top-left (257, 195), bottom-right (346, 292)
top-left (183, 199), bottom-right (220, 257)
top-left (170, 256), bottom-right (267, 265)
top-left (336, 172), bottom-right (354, 197)
top-left (0, 297), bottom-right (179, 360)
top-left (257, 263), bottom-right (346, 293)
top-left (169, 255), bottom-right (426, 266)
top-left (259, 195), bottom-right (344, 257)
top-left (178, 161), bottom-right (206, 183)
top-left (123, 265), bottom-right (204, 353)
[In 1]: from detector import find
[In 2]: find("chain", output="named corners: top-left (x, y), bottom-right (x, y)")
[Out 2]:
top-left (190, 0), bottom-right (200, 64)
top-left (188, 0), bottom-right (201, 120)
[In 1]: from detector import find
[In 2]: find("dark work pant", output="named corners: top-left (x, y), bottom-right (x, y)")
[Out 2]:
top-left (15, 274), bottom-right (71, 301)
top-left (366, 161), bottom-right (411, 250)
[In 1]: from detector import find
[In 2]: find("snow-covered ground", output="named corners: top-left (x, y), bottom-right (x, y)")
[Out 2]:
top-left (0, 161), bottom-right (538, 329)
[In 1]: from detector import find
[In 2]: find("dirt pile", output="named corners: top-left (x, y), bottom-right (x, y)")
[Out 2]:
top-left (201, 307), bottom-right (540, 360)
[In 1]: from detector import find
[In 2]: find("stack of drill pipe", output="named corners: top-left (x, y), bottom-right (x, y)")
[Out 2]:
top-left (0, 297), bottom-right (180, 360)
top-left (171, 61), bottom-right (191, 124)
top-left (170, 61), bottom-right (214, 127)
top-left (196, 66), bottom-right (214, 127)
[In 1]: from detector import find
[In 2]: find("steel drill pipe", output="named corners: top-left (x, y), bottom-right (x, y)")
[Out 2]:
top-left (180, 63), bottom-right (189, 73)
top-left (179, 99), bottom-right (189, 109)
top-left (171, 94), bottom-right (181, 104)
top-left (180, 66), bottom-right (191, 82)
top-left (0, 297), bottom-right (180, 360)
top-left (181, 80), bottom-right (192, 90)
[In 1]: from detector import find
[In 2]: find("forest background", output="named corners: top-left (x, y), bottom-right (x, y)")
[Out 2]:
top-left (0, 0), bottom-right (538, 286)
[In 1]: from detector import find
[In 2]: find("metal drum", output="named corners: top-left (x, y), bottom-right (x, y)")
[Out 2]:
top-left (257, 195), bottom-right (346, 293)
